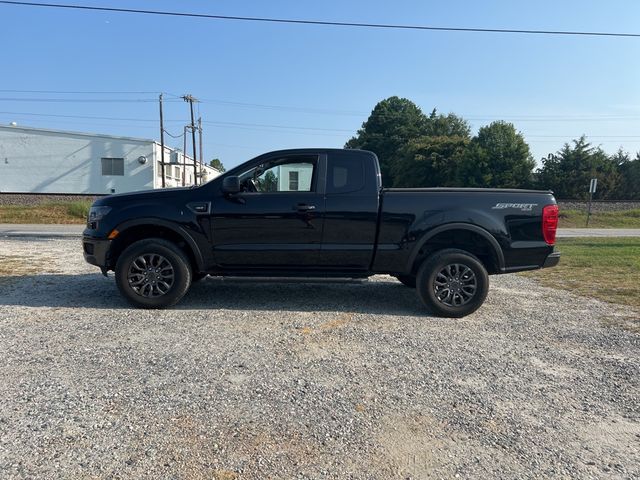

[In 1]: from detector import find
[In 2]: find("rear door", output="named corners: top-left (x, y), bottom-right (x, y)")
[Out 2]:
top-left (318, 150), bottom-right (380, 270)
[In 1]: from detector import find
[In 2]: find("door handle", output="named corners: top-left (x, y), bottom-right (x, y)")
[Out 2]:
top-left (295, 204), bottom-right (316, 212)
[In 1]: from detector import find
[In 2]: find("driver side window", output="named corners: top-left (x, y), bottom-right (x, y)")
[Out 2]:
top-left (241, 156), bottom-right (317, 193)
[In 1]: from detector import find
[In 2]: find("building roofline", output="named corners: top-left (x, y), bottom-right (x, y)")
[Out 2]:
top-left (0, 124), bottom-right (222, 174)
top-left (0, 124), bottom-right (157, 144)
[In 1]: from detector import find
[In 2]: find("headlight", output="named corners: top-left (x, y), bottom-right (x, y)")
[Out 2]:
top-left (88, 206), bottom-right (112, 222)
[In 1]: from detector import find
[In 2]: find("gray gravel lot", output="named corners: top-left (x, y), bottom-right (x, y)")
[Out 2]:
top-left (0, 193), bottom-right (103, 206)
top-left (0, 238), bottom-right (638, 479)
top-left (558, 201), bottom-right (640, 213)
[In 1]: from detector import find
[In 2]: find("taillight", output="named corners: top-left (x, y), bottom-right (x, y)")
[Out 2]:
top-left (542, 204), bottom-right (559, 245)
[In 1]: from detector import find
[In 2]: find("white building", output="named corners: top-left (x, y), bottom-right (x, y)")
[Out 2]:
top-left (276, 163), bottom-right (314, 191)
top-left (0, 125), bottom-right (220, 194)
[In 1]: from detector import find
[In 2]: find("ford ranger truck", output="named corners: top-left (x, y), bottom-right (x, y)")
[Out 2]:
top-left (83, 148), bottom-right (560, 317)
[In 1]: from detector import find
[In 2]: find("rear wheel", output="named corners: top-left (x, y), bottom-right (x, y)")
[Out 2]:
top-left (115, 238), bottom-right (192, 309)
top-left (395, 275), bottom-right (416, 288)
top-left (416, 249), bottom-right (489, 318)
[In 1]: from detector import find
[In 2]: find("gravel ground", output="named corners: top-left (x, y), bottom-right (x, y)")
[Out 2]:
top-left (557, 201), bottom-right (640, 213)
top-left (0, 194), bottom-right (103, 206)
top-left (0, 239), bottom-right (638, 479)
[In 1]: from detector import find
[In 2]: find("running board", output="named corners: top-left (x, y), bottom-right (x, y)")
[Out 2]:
top-left (214, 276), bottom-right (370, 284)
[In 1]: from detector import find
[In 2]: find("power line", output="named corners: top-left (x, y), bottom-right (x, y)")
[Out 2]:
top-left (201, 124), bottom-right (347, 137)
top-left (0, 89), bottom-right (161, 94)
top-left (1, 1), bottom-right (639, 38)
top-left (162, 129), bottom-right (185, 139)
top-left (0, 97), bottom-right (171, 103)
top-left (202, 120), bottom-right (351, 132)
top-left (466, 116), bottom-right (640, 122)
top-left (199, 98), bottom-right (640, 121)
top-left (0, 110), bottom-right (158, 122)
top-left (3, 96), bottom-right (639, 120)
top-left (527, 135), bottom-right (640, 139)
top-left (0, 110), bottom-right (352, 130)
top-left (2, 111), bottom-right (640, 138)
top-left (199, 98), bottom-right (365, 115)
top-left (2, 89), bottom-right (639, 124)
top-left (0, 119), bottom-right (162, 130)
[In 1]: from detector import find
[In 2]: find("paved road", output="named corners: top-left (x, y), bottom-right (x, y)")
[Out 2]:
top-left (1, 223), bottom-right (640, 238)
top-left (0, 223), bottom-right (83, 237)
top-left (556, 228), bottom-right (640, 238)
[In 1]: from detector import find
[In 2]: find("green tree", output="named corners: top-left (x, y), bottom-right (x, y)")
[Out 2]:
top-left (393, 135), bottom-right (469, 187)
top-left (537, 136), bottom-right (619, 199)
top-left (209, 158), bottom-right (225, 172)
top-left (345, 96), bottom-right (427, 186)
top-left (458, 121), bottom-right (535, 188)
top-left (424, 109), bottom-right (471, 138)
top-left (615, 150), bottom-right (640, 199)
top-left (256, 170), bottom-right (278, 192)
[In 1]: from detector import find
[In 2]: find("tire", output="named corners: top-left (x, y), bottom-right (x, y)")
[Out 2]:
top-left (115, 238), bottom-right (192, 309)
top-left (395, 275), bottom-right (416, 288)
top-left (416, 248), bottom-right (489, 318)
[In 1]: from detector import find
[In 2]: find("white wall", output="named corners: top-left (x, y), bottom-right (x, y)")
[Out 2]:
top-left (200, 163), bottom-right (221, 184)
top-left (153, 144), bottom-right (184, 189)
top-left (0, 126), bottom-right (155, 194)
top-left (277, 163), bottom-right (314, 191)
top-left (152, 144), bottom-right (221, 188)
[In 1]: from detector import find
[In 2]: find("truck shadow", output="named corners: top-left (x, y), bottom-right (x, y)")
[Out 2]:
top-left (0, 274), bottom-right (430, 317)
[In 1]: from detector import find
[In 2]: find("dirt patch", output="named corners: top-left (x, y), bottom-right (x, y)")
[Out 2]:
top-left (0, 253), bottom-right (55, 277)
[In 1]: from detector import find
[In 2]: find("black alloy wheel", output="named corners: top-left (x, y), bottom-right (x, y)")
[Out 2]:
top-left (127, 253), bottom-right (175, 298)
top-left (416, 249), bottom-right (489, 318)
top-left (433, 263), bottom-right (477, 307)
top-left (115, 238), bottom-right (192, 309)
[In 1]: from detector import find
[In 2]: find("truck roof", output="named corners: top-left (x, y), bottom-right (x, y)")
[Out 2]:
top-left (255, 148), bottom-right (375, 157)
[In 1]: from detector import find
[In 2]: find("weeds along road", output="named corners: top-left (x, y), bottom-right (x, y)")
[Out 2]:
top-left (0, 238), bottom-right (638, 479)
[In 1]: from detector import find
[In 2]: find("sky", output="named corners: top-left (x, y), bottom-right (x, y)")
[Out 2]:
top-left (0, 0), bottom-right (639, 170)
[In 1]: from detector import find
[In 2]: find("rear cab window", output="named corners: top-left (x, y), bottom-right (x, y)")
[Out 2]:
top-left (327, 155), bottom-right (365, 194)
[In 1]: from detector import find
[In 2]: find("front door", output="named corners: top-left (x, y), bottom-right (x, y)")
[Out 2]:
top-left (211, 154), bottom-right (325, 269)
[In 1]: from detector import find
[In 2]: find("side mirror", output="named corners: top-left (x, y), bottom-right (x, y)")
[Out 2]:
top-left (222, 175), bottom-right (241, 194)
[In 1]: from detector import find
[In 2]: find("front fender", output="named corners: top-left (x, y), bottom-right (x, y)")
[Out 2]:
top-left (114, 217), bottom-right (206, 270)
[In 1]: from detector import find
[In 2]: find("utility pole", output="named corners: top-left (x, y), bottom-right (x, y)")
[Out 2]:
top-left (158, 93), bottom-right (166, 188)
top-left (182, 125), bottom-right (188, 187)
top-left (182, 94), bottom-right (198, 185)
top-left (198, 117), bottom-right (203, 183)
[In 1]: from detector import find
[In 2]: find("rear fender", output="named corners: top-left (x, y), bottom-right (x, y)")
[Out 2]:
top-left (406, 222), bottom-right (505, 273)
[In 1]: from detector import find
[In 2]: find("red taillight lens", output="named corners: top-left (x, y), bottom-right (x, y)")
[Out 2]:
top-left (542, 204), bottom-right (559, 245)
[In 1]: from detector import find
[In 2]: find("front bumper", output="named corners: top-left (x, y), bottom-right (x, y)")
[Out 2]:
top-left (542, 251), bottom-right (561, 269)
top-left (82, 236), bottom-right (112, 269)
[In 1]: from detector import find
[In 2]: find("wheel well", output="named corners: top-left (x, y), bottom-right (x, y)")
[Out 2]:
top-left (109, 225), bottom-right (199, 272)
top-left (412, 229), bottom-right (500, 275)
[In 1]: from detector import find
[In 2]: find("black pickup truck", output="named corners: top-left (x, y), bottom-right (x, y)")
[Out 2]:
top-left (83, 148), bottom-right (559, 317)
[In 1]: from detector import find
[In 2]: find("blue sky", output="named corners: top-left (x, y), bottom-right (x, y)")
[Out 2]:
top-left (1, 0), bottom-right (639, 169)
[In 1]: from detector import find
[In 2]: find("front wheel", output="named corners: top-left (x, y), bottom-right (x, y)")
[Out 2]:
top-left (416, 249), bottom-right (489, 318)
top-left (115, 238), bottom-right (192, 309)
